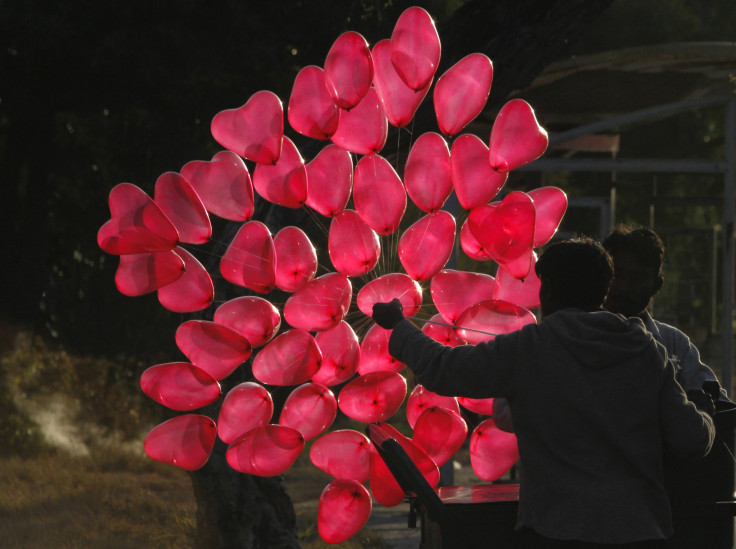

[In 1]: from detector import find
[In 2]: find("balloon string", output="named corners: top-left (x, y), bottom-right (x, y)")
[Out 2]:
top-left (405, 315), bottom-right (499, 337)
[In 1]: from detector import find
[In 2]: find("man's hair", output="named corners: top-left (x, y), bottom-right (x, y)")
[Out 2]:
top-left (535, 237), bottom-right (614, 311)
top-left (601, 226), bottom-right (665, 276)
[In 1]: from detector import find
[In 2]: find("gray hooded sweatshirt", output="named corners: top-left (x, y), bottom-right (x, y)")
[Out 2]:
top-left (388, 308), bottom-right (715, 544)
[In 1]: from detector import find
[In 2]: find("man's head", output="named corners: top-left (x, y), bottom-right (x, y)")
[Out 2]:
top-left (602, 227), bottom-right (664, 317)
top-left (534, 237), bottom-right (614, 317)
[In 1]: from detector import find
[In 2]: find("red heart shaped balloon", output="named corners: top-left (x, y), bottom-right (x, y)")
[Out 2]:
top-left (175, 320), bottom-right (252, 380)
top-left (494, 256), bottom-right (542, 311)
top-left (450, 133), bottom-right (507, 210)
top-left (305, 144), bottom-right (353, 218)
top-left (528, 186), bottom-right (568, 247)
top-left (153, 171), bottom-right (211, 245)
top-left (251, 329), bottom-right (322, 386)
top-left (288, 65), bottom-right (340, 140)
top-left (328, 210), bottom-right (381, 277)
top-left (389, 6), bottom-right (441, 91)
top-left (398, 210), bottom-right (456, 282)
top-left (180, 151), bottom-right (254, 222)
top-left (318, 479), bottom-right (372, 544)
top-left (324, 31), bottom-right (373, 110)
top-left (252, 136), bottom-right (307, 209)
top-left (273, 226), bottom-right (318, 292)
top-left (421, 313), bottom-right (465, 347)
top-left (358, 323), bottom-right (406, 375)
top-left (310, 429), bottom-right (371, 482)
top-left (219, 220), bottom-right (276, 293)
top-left (356, 273), bottom-right (422, 317)
top-left (217, 381), bottom-right (273, 444)
top-left (338, 371), bottom-right (407, 424)
top-left (455, 299), bottom-right (537, 345)
top-left (115, 250), bottom-right (185, 297)
top-left (353, 154), bottom-right (407, 235)
top-left (469, 418), bottom-right (519, 481)
top-left (457, 396), bottom-right (495, 416)
top-left (279, 382), bottom-right (337, 441)
top-left (211, 90), bottom-right (284, 165)
top-left (371, 39), bottom-right (430, 128)
top-left (140, 362), bottom-right (220, 412)
top-left (144, 414), bottom-right (216, 471)
top-left (404, 132), bottom-right (452, 213)
top-left (489, 99), bottom-right (548, 172)
top-left (283, 272), bottom-right (352, 332)
top-left (412, 406), bottom-right (467, 467)
top-left (406, 384), bottom-right (460, 429)
top-left (213, 296), bottom-right (281, 348)
top-left (157, 247), bottom-right (214, 313)
top-left (226, 424), bottom-right (304, 477)
top-left (98, 183), bottom-right (179, 255)
top-left (434, 53), bottom-right (493, 137)
top-left (430, 269), bottom-right (496, 324)
top-left (459, 219), bottom-right (493, 261)
top-left (312, 321), bottom-right (361, 387)
top-left (331, 88), bottom-right (388, 156)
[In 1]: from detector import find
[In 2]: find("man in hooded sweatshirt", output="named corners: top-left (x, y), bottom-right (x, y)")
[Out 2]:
top-left (372, 238), bottom-right (715, 548)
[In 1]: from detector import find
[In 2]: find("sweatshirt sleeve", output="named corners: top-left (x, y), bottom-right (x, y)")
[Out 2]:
top-left (388, 319), bottom-right (516, 398)
top-left (658, 358), bottom-right (715, 460)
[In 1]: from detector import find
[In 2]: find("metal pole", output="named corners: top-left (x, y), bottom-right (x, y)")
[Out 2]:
top-left (722, 97), bottom-right (736, 397)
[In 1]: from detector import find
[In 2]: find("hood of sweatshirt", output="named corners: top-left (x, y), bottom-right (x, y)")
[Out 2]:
top-left (543, 308), bottom-right (659, 370)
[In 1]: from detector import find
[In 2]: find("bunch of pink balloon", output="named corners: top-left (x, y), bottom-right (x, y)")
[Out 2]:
top-left (97, 6), bottom-right (568, 544)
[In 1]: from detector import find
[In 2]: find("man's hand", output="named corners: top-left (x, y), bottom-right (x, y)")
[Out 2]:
top-left (372, 298), bottom-right (404, 330)
top-left (687, 389), bottom-right (716, 418)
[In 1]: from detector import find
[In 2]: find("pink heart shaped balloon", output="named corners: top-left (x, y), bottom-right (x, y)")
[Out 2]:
top-left (338, 371), bottom-right (407, 424)
top-left (450, 133), bottom-right (507, 210)
top-left (398, 210), bottom-right (456, 282)
top-left (211, 90), bottom-right (284, 165)
top-left (467, 191), bottom-right (535, 270)
top-left (324, 31), bottom-right (374, 110)
top-left (213, 296), bottom-right (281, 348)
top-left (494, 256), bottom-right (541, 310)
top-left (421, 313), bottom-right (465, 347)
top-left (430, 269), bottom-right (496, 324)
top-left (469, 418), bottom-right (519, 481)
top-left (279, 382), bottom-right (337, 441)
top-left (371, 39), bottom-right (431, 128)
top-left (97, 183), bottom-right (179, 255)
top-left (217, 381), bottom-right (274, 444)
top-left (318, 479), bottom-right (372, 544)
top-left (157, 247), bottom-right (214, 313)
top-left (251, 329), bottom-right (322, 386)
top-left (528, 186), bottom-right (568, 247)
top-left (358, 323), bottom-right (406, 375)
top-left (389, 6), bottom-right (441, 91)
top-left (180, 151), bottom-right (254, 222)
top-left (226, 424), bottom-right (304, 477)
top-left (412, 406), bottom-right (468, 467)
top-left (459, 219), bottom-right (493, 261)
top-left (140, 362), bottom-right (220, 412)
top-left (288, 65), bottom-right (340, 140)
top-left (353, 154), bottom-right (407, 235)
top-left (404, 132), bottom-right (452, 213)
top-left (153, 171), bottom-right (211, 245)
top-left (144, 414), bottom-right (216, 471)
top-left (457, 396), bottom-right (495, 416)
top-left (175, 320), bottom-right (252, 380)
top-left (310, 429), bottom-right (371, 482)
top-left (283, 273), bottom-right (352, 332)
top-left (219, 220), bottom-right (276, 293)
top-left (252, 136), bottom-right (307, 209)
top-left (356, 273), bottom-right (422, 317)
top-left (312, 321), bottom-right (360, 387)
top-left (331, 88), bottom-right (388, 156)
top-left (273, 226), bottom-right (318, 292)
top-left (115, 250), bottom-right (185, 297)
top-left (434, 53), bottom-right (493, 137)
top-left (489, 99), bottom-right (548, 172)
top-left (406, 385), bottom-right (460, 429)
top-left (328, 210), bottom-right (381, 277)
top-left (305, 144), bottom-right (353, 218)
top-left (455, 299), bottom-right (536, 345)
